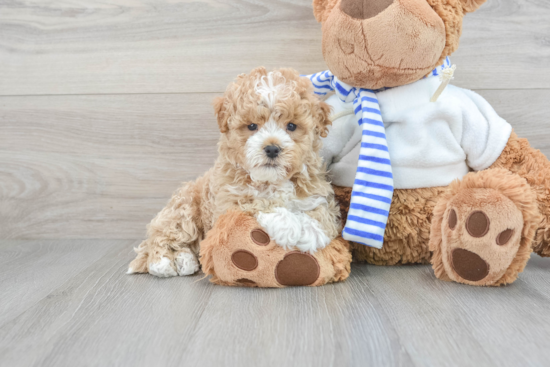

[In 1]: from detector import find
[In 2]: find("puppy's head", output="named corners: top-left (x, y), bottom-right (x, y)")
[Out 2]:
top-left (214, 67), bottom-right (331, 184)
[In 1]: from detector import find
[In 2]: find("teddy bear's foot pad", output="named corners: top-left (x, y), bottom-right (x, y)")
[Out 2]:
top-left (236, 278), bottom-right (257, 287)
top-left (430, 169), bottom-right (540, 286)
top-left (442, 189), bottom-right (523, 286)
top-left (229, 248), bottom-right (321, 287)
top-left (231, 250), bottom-right (258, 271)
top-left (275, 252), bottom-right (320, 286)
top-left (450, 248), bottom-right (489, 282)
top-left (200, 211), bottom-right (352, 288)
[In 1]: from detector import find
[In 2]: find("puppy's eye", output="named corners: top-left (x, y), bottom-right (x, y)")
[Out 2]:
top-left (247, 123), bottom-right (258, 131)
top-left (287, 122), bottom-right (297, 132)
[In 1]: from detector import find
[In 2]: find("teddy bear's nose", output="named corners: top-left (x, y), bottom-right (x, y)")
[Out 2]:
top-left (340, 0), bottom-right (394, 20)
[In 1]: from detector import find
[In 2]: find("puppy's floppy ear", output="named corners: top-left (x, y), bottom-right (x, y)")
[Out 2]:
top-left (460, 0), bottom-right (486, 13)
top-left (213, 96), bottom-right (229, 133)
top-left (315, 100), bottom-right (332, 138)
top-left (312, 0), bottom-right (338, 22)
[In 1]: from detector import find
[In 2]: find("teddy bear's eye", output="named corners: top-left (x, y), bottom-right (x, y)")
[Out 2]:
top-left (287, 123), bottom-right (297, 132)
top-left (247, 123), bottom-right (258, 131)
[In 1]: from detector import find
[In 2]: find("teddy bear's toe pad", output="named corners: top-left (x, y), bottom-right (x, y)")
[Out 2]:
top-left (231, 250), bottom-right (258, 271)
top-left (441, 188), bottom-right (524, 286)
top-left (465, 211), bottom-right (490, 237)
top-left (236, 278), bottom-right (257, 287)
top-left (250, 229), bottom-right (270, 246)
top-left (275, 252), bottom-right (320, 286)
top-left (451, 248), bottom-right (489, 282)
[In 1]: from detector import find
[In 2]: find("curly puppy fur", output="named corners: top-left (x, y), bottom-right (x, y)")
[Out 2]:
top-left (128, 67), bottom-right (344, 277)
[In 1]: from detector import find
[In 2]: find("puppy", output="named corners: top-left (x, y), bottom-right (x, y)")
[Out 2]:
top-left (128, 67), bottom-right (341, 277)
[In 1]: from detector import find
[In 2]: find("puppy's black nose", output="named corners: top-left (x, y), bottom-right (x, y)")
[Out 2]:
top-left (264, 145), bottom-right (280, 159)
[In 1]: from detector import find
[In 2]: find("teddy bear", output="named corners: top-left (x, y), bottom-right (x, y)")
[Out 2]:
top-left (310, 0), bottom-right (550, 286)
top-left (143, 0), bottom-right (548, 288)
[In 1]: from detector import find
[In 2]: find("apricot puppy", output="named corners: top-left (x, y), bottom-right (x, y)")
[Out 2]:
top-left (128, 67), bottom-right (347, 280)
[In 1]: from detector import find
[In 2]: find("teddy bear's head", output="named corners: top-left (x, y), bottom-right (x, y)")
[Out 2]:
top-left (313, 0), bottom-right (486, 89)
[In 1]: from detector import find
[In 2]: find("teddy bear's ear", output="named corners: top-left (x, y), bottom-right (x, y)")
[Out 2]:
top-left (312, 0), bottom-right (338, 22)
top-left (460, 0), bottom-right (486, 13)
top-left (213, 96), bottom-right (229, 133)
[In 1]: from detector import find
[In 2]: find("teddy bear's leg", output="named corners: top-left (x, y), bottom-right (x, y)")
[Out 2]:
top-left (429, 168), bottom-right (540, 286)
top-left (489, 132), bottom-right (550, 258)
top-left (200, 211), bottom-right (351, 287)
top-left (334, 185), bottom-right (444, 265)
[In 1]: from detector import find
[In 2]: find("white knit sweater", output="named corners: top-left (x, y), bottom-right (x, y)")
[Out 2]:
top-left (320, 77), bottom-right (512, 189)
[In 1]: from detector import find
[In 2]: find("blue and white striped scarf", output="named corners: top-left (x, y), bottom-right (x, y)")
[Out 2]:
top-left (305, 57), bottom-right (451, 249)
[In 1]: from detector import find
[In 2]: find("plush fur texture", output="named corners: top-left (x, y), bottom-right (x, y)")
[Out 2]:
top-left (200, 210), bottom-right (351, 287)
top-left (312, 0), bottom-right (550, 286)
top-left (313, 0), bottom-right (486, 89)
top-left (491, 132), bottom-right (550, 258)
top-left (129, 67), bottom-right (350, 283)
top-left (334, 185), bottom-right (445, 265)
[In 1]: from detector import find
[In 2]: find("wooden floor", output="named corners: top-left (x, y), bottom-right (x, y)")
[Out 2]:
top-left (0, 240), bottom-right (549, 367)
top-left (1, 0), bottom-right (550, 366)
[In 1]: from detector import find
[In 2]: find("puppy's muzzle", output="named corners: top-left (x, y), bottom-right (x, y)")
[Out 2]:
top-left (264, 145), bottom-right (280, 159)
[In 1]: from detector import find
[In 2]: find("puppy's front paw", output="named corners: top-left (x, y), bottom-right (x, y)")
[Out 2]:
top-left (295, 214), bottom-right (330, 253)
top-left (256, 208), bottom-right (303, 250)
top-left (175, 249), bottom-right (200, 276)
top-left (256, 208), bottom-right (330, 253)
top-left (149, 257), bottom-right (178, 278)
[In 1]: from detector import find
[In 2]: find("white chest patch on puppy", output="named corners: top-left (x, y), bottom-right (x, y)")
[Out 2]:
top-left (256, 207), bottom-right (330, 254)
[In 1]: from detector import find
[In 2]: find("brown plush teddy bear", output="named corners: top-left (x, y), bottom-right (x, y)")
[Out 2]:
top-left (312, 0), bottom-right (550, 286)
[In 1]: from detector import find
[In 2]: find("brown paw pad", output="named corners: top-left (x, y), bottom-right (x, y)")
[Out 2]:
top-left (451, 248), bottom-right (489, 282)
top-left (448, 209), bottom-right (458, 230)
top-left (466, 211), bottom-right (490, 238)
top-left (231, 250), bottom-right (258, 271)
top-left (236, 278), bottom-right (257, 287)
top-left (275, 252), bottom-right (320, 286)
top-left (496, 229), bottom-right (514, 246)
top-left (250, 229), bottom-right (270, 246)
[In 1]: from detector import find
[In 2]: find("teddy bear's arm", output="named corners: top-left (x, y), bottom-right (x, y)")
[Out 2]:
top-left (458, 88), bottom-right (513, 172)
